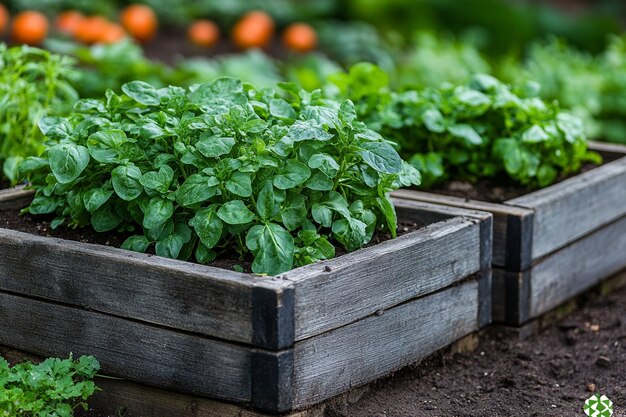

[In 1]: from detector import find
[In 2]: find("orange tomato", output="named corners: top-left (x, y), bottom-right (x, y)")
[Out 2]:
top-left (0, 4), bottom-right (9, 34)
top-left (74, 15), bottom-right (109, 44)
top-left (188, 19), bottom-right (219, 47)
top-left (11, 11), bottom-right (48, 45)
top-left (282, 23), bottom-right (317, 53)
top-left (99, 22), bottom-right (126, 44)
top-left (120, 4), bottom-right (157, 42)
top-left (232, 11), bottom-right (274, 50)
top-left (55, 10), bottom-right (84, 35)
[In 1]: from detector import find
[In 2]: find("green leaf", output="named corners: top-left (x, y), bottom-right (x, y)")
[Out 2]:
top-left (176, 174), bottom-right (218, 207)
top-left (112, 164), bottom-right (143, 201)
top-left (143, 197), bottom-right (174, 230)
top-left (269, 98), bottom-right (297, 120)
top-left (332, 217), bottom-right (368, 251)
top-left (87, 130), bottom-right (128, 163)
top-left (217, 200), bottom-right (255, 225)
top-left (284, 121), bottom-right (334, 142)
top-left (121, 235), bottom-right (151, 253)
top-left (448, 124), bottom-right (483, 145)
top-left (281, 194), bottom-right (307, 230)
top-left (246, 223), bottom-right (294, 275)
top-left (83, 188), bottom-right (114, 213)
top-left (155, 223), bottom-right (192, 259)
top-left (122, 81), bottom-right (160, 106)
top-left (29, 195), bottom-right (58, 214)
top-left (307, 153), bottom-right (340, 177)
top-left (376, 195), bottom-right (397, 237)
top-left (225, 171), bottom-right (252, 197)
top-left (196, 134), bottom-right (236, 158)
top-left (494, 138), bottom-right (523, 174)
top-left (139, 165), bottom-right (174, 194)
top-left (256, 182), bottom-right (278, 220)
top-left (48, 144), bottom-right (90, 184)
top-left (360, 142), bottom-right (402, 174)
top-left (91, 203), bottom-right (123, 232)
top-left (522, 125), bottom-right (550, 143)
top-left (273, 161), bottom-right (311, 189)
top-left (422, 108), bottom-right (446, 133)
top-left (189, 206), bottom-right (223, 249)
top-left (305, 172), bottom-right (334, 191)
top-left (195, 242), bottom-right (217, 264)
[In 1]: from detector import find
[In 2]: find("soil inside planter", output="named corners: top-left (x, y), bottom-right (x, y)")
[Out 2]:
top-left (0, 198), bottom-right (424, 273)
top-left (0, 177), bottom-right (9, 190)
top-left (425, 152), bottom-right (622, 203)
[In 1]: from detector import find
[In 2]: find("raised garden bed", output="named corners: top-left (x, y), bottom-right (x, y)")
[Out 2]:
top-left (0, 188), bottom-right (491, 414)
top-left (393, 141), bottom-right (626, 326)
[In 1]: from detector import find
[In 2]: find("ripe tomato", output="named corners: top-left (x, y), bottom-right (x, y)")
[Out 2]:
top-left (120, 4), bottom-right (157, 42)
top-left (74, 15), bottom-right (109, 44)
top-left (11, 11), bottom-right (49, 45)
top-left (232, 11), bottom-right (274, 49)
top-left (55, 10), bottom-right (84, 35)
top-left (0, 4), bottom-right (9, 34)
top-left (99, 22), bottom-right (126, 44)
top-left (188, 19), bottom-right (220, 48)
top-left (282, 23), bottom-right (317, 53)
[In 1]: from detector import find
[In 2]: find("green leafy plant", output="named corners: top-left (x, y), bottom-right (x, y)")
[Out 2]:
top-left (0, 354), bottom-right (99, 417)
top-left (332, 63), bottom-right (599, 188)
top-left (19, 78), bottom-right (420, 275)
top-left (0, 43), bottom-right (79, 183)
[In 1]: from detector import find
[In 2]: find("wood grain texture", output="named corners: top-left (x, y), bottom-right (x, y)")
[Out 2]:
top-left (289, 215), bottom-right (482, 340)
top-left (291, 280), bottom-right (479, 408)
top-left (0, 292), bottom-right (252, 402)
top-left (529, 215), bottom-right (626, 318)
top-left (393, 189), bottom-right (532, 268)
top-left (0, 228), bottom-right (294, 347)
top-left (491, 268), bottom-right (531, 325)
top-left (0, 185), bottom-right (34, 204)
top-left (508, 147), bottom-right (626, 260)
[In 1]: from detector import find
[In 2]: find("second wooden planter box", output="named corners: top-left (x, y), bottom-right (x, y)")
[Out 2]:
top-left (0, 189), bottom-right (491, 414)
top-left (394, 142), bottom-right (626, 326)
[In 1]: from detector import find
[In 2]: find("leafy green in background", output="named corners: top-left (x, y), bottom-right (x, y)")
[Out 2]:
top-left (0, 355), bottom-right (99, 417)
top-left (19, 78), bottom-right (420, 275)
top-left (0, 44), bottom-right (79, 183)
top-left (332, 64), bottom-right (599, 188)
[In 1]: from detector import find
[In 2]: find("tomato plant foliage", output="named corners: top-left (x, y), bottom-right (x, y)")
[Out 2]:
top-left (20, 78), bottom-right (420, 275)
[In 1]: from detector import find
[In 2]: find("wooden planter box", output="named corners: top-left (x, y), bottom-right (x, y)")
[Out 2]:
top-left (0, 189), bottom-right (491, 414)
top-left (393, 142), bottom-right (626, 326)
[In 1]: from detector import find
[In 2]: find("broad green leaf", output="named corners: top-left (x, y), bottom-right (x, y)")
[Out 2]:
top-left (305, 172), bottom-right (334, 191)
top-left (273, 161), bottom-right (311, 189)
top-left (112, 165), bottom-right (143, 201)
top-left (360, 141), bottom-right (402, 174)
top-left (196, 134), bottom-right (236, 158)
top-left (143, 197), bottom-right (174, 230)
top-left (121, 235), bottom-right (151, 253)
top-left (225, 171), bottom-right (252, 197)
top-left (139, 165), bottom-right (174, 194)
top-left (83, 188), bottom-right (114, 213)
top-left (48, 144), bottom-right (90, 184)
top-left (122, 81), bottom-right (160, 105)
top-left (281, 194), bottom-right (307, 230)
top-left (189, 206), bottom-right (223, 249)
top-left (522, 125), bottom-right (550, 143)
top-left (332, 217), bottom-right (367, 251)
top-left (91, 204), bottom-right (123, 232)
top-left (448, 124), bottom-right (483, 145)
top-left (269, 98), bottom-right (297, 120)
top-left (155, 223), bottom-right (192, 259)
top-left (176, 174), bottom-right (218, 207)
top-left (246, 223), bottom-right (294, 275)
top-left (284, 121), bottom-right (333, 142)
top-left (376, 195), bottom-right (397, 237)
top-left (29, 195), bottom-right (58, 215)
top-left (256, 182), bottom-right (278, 220)
top-left (494, 138), bottom-right (523, 175)
top-left (217, 200), bottom-right (255, 225)
top-left (87, 130), bottom-right (128, 163)
top-left (195, 242), bottom-right (217, 264)
top-left (422, 108), bottom-right (446, 133)
top-left (307, 153), bottom-right (339, 177)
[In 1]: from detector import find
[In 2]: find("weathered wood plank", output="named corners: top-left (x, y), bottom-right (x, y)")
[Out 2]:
top-left (529, 215), bottom-right (626, 319)
top-left (0, 228), bottom-right (294, 348)
top-left (393, 189), bottom-right (532, 269)
top-left (0, 185), bottom-right (34, 204)
top-left (291, 280), bottom-right (479, 408)
top-left (507, 146), bottom-right (626, 260)
top-left (491, 268), bottom-right (531, 325)
top-left (289, 214), bottom-right (483, 341)
top-left (0, 292), bottom-right (252, 402)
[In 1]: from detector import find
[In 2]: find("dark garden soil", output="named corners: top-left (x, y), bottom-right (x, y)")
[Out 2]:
top-left (0, 197), bottom-right (424, 273)
top-left (326, 283), bottom-right (626, 417)
top-left (0, 177), bottom-right (9, 190)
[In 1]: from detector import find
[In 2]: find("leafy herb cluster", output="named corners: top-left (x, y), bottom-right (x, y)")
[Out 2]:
top-left (332, 64), bottom-right (599, 188)
top-left (0, 355), bottom-right (99, 417)
top-left (0, 44), bottom-right (79, 183)
top-left (19, 78), bottom-right (420, 275)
